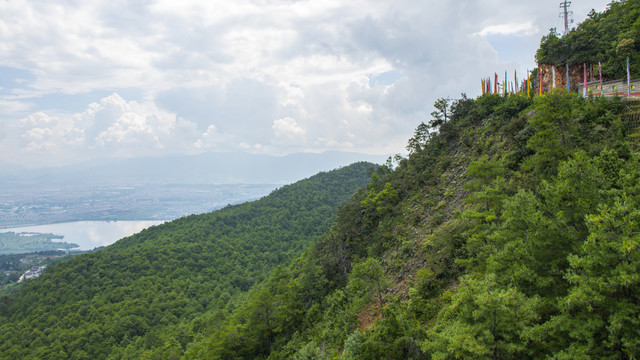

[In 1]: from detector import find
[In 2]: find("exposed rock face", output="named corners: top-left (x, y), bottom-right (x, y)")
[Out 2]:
top-left (539, 63), bottom-right (602, 92)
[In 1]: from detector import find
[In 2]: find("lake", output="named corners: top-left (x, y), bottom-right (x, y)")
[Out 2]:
top-left (1, 221), bottom-right (166, 250)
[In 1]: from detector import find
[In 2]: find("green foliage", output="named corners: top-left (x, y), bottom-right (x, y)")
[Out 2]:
top-left (424, 274), bottom-right (541, 360)
top-left (0, 250), bottom-right (86, 291)
top-left (523, 90), bottom-right (581, 177)
top-left (0, 232), bottom-right (77, 254)
top-left (536, 0), bottom-right (640, 79)
top-left (559, 194), bottom-right (640, 358)
top-left (0, 163), bottom-right (373, 359)
top-left (346, 258), bottom-right (388, 310)
top-left (429, 98), bottom-right (452, 129)
top-left (361, 182), bottom-right (399, 217)
top-left (406, 122), bottom-right (430, 155)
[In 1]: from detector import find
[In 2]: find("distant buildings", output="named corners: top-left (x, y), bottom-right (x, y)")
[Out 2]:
top-left (582, 78), bottom-right (640, 97)
top-left (17, 265), bottom-right (46, 282)
top-left (539, 62), bottom-right (639, 98)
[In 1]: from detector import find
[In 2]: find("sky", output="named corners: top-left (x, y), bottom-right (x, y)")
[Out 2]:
top-left (0, 0), bottom-right (610, 168)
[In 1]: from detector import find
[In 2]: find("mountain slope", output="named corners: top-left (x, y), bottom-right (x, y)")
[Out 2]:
top-left (180, 91), bottom-right (640, 359)
top-left (0, 162), bottom-right (375, 359)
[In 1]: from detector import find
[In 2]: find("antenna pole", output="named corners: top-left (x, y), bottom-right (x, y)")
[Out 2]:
top-left (559, 1), bottom-right (573, 35)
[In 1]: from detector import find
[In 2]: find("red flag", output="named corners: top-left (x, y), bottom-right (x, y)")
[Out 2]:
top-left (599, 62), bottom-right (603, 96)
top-left (583, 63), bottom-right (587, 96)
top-left (628, 57), bottom-right (631, 96)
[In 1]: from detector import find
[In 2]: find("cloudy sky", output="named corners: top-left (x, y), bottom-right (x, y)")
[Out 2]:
top-left (0, 0), bottom-right (608, 168)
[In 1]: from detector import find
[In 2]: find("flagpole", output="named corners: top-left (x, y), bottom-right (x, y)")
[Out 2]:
top-left (540, 68), bottom-right (543, 95)
top-left (599, 62), bottom-right (603, 96)
top-left (628, 57), bottom-right (631, 96)
top-left (583, 63), bottom-right (587, 97)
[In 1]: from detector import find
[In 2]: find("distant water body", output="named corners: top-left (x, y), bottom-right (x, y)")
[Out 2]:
top-left (2, 221), bottom-right (165, 250)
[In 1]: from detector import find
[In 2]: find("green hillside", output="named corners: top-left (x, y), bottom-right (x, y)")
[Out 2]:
top-left (0, 162), bottom-right (374, 359)
top-left (181, 91), bottom-right (639, 359)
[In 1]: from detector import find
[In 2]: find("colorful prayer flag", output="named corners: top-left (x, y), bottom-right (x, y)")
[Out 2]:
top-left (539, 68), bottom-right (543, 95)
top-left (628, 57), bottom-right (632, 96)
top-left (583, 63), bottom-right (587, 96)
top-left (599, 62), bottom-right (603, 96)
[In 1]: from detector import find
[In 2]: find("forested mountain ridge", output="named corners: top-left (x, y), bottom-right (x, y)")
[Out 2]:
top-left (0, 162), bottom-right (375, 359)
top-left (179, 92), bottom-right (640, 359)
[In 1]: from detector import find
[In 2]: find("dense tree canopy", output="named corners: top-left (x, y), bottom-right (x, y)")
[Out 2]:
top-left (0, 162), bottom-right (373, 359)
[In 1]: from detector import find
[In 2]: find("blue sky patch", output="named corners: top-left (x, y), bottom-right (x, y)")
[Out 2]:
top-left (369, 70), bottom-right (404, 87)
top-left (34, 88), bottom-right (144, 114)
top-left (0, 66), bottom-right (34, 94)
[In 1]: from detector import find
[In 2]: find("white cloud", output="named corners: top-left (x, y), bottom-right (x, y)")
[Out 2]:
top-left (91, 94), bottom-right (180, 149)
top-left (0, 0), bottom-right (612, 166)
top-left (20, 112), bottom-right (84, 152)
top-left (15, 93), bottom-right (205, 164)
top-left (474, 22), bottom-right (538, 37)
top-left (273, 117), bottom-right (306, 142)
top-left (195, 124), bottom-right (236, 150)
top-left (0, 99), bottom-right (32, 114)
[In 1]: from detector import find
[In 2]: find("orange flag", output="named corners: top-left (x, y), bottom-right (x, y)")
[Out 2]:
top-left (539, 68), bottom-right (543, 95)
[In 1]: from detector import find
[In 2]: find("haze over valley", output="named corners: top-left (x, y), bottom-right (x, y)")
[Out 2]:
top-left (0, 151), bottom-right (387, 228)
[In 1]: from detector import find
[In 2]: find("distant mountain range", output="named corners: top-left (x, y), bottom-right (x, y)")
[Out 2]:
top-left (0, 151), bottom-right (389, 185)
